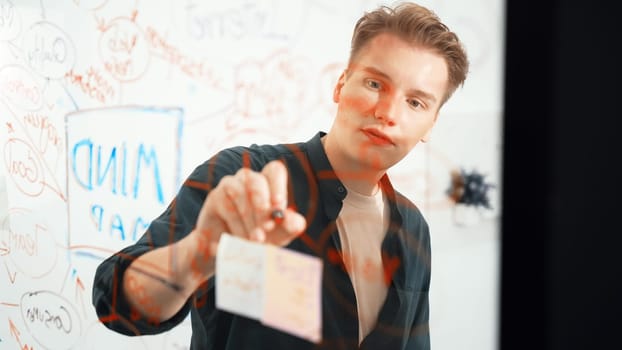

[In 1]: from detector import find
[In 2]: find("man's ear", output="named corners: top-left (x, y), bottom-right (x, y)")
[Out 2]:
top-left (421, 128), bottom-right (432, 143)
top-left (333, 70), bottom-right (347, 103)
top-left (421, 113), bottom-right (439, 143)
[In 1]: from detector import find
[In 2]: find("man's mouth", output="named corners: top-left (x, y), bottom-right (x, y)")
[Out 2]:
top-left (361, 128), bottom-right (394, 145)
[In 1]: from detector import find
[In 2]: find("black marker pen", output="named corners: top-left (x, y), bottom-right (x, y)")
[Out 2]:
top-left (270, 209), bottom-right (284, 225)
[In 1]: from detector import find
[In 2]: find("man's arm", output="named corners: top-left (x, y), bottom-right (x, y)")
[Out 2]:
top-left (121, 229), bottom-right (214, 323)
top-left (121, 160), bottom-right (306, 321)
top-left (92, 159), bottom-right (212, 335)
top-left (93, 155), bottom-right (306, 334)
top-left (404, 203), bottom-right (432, 349)
top-left (404, 291), bottom-right (431, 349)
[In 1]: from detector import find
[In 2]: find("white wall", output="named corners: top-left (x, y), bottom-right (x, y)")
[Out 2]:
top-left (0, 0), bottom-right (503, 349)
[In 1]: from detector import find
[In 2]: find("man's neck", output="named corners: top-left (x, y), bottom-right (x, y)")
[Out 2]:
top-left (321, 134), bottom-right (384, 196)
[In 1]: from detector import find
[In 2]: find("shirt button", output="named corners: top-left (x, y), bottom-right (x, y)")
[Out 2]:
top-left (337, 186), bottom-right (345, 193)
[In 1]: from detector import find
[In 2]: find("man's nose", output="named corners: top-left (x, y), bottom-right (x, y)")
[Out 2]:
top-left (373, 93), bottom-right (397, 126)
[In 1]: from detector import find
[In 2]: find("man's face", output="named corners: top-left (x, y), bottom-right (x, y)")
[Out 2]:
top-left (331, 32), bottom-right (448, 171)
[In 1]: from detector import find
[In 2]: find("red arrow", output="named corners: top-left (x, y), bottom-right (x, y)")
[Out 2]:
top-left (3, 261), bottom-right (17, 284)
top-left (76, 276), bottom-right (84, 291)
top-left (75, 276), bottom-right (87, 317)
top-left (9, 319), bottom-right (34, 350)
top-left (0, 241), bottom-right (9, 256)
top-left (0, 302), bottom-right (18, 307)
top-left (94, 13), bottom-right (108, 32)
top-left (9, 319), bottom-right (20, 341)
top-left (130, 9), bottom-right (138, 22)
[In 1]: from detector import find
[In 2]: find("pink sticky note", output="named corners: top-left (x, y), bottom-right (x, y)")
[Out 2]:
top-left (262, 245), bottom-right (323, 343)
top-left (215, 234), bottom-right (322, 343)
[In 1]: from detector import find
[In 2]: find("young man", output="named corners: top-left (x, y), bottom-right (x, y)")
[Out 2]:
top-left (93, 2), bottom-right (468, 349)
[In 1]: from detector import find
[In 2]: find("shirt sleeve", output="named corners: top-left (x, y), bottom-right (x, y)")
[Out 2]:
top-left (91, 147), bottom-right (246, 336)
top-left (404, 291), bottom-right (431, 349)
top-left (404, 204), bottom-right (432, 350)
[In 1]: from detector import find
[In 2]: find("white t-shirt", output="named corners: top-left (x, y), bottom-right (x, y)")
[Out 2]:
top-left (335, 186), bottom-right (390, 344)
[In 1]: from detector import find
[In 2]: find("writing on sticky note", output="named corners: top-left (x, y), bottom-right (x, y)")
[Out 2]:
top-left (215, 233), bottom-right (322, 343)
top-left (263, 245), bottom-right (323, 343)
top-left (215, 233), bottom-right (265, 320)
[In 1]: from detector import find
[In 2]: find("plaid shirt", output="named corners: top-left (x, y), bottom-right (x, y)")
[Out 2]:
top-left (93, 132), bottom-right (431, 349)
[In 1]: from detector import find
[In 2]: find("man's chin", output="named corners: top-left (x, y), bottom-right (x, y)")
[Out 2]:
top-left (361, 155), bottom-right (393, 172)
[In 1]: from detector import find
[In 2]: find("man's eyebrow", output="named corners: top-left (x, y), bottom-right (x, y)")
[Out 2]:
top-left (361, 66), bottom-right (438, 105)
top-left (362, 66), bottom-right (392, 82)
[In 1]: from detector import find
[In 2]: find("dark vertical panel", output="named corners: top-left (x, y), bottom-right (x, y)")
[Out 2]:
top-left (501, 0), bottom-right (557, 349)
top-left (547, 1), bottom-right (620, 349)
top-left (502, 0), bottom-right (620, 349)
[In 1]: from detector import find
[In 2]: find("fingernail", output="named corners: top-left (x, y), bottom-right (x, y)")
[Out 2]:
top-left (272, 194), bottom-right (286, 208)
top-left (253, 228), bottom-right (266, 242)
top-left (262, 219), bottom-right (275, 232)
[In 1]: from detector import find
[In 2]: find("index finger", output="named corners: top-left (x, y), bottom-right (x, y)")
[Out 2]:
top-left (261, 160), bottom-right (288, 210)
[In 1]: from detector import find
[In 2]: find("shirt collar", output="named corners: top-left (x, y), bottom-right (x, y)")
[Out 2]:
top-left (304, 132), bottom-right (402, 225)
top-left (304, 132), bottom-right (411, 287)
top-left (304, 131), bottom-right (347, 220)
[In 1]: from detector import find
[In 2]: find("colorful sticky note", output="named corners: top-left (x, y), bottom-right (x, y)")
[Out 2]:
top-left (215, 233), bottom-right (322, 343)
top-left (215, 234), bottom-right (266, 320)
top-left (263, 245), bottom-right (323, 343)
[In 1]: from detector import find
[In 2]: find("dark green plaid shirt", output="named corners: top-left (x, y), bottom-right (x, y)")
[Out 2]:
top-left (93, 132), bottom-right (431, 349)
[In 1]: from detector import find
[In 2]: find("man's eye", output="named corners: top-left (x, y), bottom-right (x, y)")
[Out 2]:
top-left (408, 99), bottom-right (422, 108)
top-left (366, 80), bottom-right (381, 89)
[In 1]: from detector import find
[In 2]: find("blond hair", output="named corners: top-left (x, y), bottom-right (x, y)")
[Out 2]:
top-left (350, 2), bottom-right (469, 105)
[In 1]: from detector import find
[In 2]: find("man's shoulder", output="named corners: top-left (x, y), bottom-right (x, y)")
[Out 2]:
top-left (248, 140), bottom-right (309, 159)
top-left (390, 190), bottom-right (432, 264)
top-left (391, 189), bottom-right (429, 232)
top-left (237, 140), bottom-right (310, 167)
top-left (392, 189), bottom-right (423, 216)
top-left (193, 140), bottom-right (309, 173)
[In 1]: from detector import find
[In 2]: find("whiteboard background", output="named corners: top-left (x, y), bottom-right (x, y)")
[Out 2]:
top-left (0, 0), bottom-right (504, 349)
